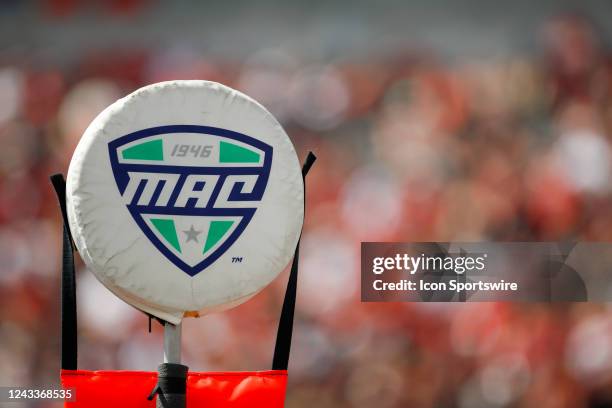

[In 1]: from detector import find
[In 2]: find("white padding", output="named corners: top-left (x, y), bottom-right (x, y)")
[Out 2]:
top-left (66, 81), bottom-right (303, 324)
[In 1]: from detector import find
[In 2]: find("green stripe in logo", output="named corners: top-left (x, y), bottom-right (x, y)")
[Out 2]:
top-left (151, 218), bottom-right (181, 253)
top-left (122, 139), bottom-right (164, 161)
top-left (219, 141), bottom-right (260, 163)
top-left (203, 220), bottom-right (234, 253)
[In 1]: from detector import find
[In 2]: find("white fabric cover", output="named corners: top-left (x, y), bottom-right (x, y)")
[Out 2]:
top-left (66, 81), bottom-right (303, 324)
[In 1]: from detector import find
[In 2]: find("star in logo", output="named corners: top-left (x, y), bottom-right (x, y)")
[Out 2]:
top-left (183, 225), bottom-right (202, 243)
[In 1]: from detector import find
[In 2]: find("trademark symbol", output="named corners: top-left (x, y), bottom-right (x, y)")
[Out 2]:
top-left (232, 257), bottom-right (243, 263)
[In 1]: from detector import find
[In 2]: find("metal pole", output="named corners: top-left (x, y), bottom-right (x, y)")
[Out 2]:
top-left (164, 322), bottom-right (182, 363)
top-left (155, 322), bottom-right (187, 408)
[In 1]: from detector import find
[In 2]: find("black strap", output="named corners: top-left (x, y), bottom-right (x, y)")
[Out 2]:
top-left (272, 152), bottom-right (316, 370)
top-left (50, 174), bottom-right (78, 370)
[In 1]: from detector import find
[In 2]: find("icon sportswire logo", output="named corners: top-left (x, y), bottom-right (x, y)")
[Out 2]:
top-left (108, 125), bottom-right (272, 276)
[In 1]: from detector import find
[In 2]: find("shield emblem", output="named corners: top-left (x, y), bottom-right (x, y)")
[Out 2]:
top-left (108, 125), bottom-right (272, 276)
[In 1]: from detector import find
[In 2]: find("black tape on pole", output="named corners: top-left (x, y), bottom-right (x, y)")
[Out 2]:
top-left (50, 174), bottom-right (78, 371)
top-left (148, 363), bottom-right (188, 408)
top-left (272, 152), bottom-right (316, 371)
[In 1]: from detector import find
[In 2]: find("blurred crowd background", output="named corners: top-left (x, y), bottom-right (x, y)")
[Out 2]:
top-left (2, 1), bottom-right (612, 407)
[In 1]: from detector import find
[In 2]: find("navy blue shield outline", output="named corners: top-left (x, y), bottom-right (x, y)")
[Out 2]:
top-left (108, 125), bottom-right (273, 277)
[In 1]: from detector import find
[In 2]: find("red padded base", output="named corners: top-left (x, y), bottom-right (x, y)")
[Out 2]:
top-left (60, 369), bottom-right (287, 407)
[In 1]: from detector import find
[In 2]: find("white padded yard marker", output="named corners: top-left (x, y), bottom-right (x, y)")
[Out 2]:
top-left (66, 80), bottom-right (303, 324)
